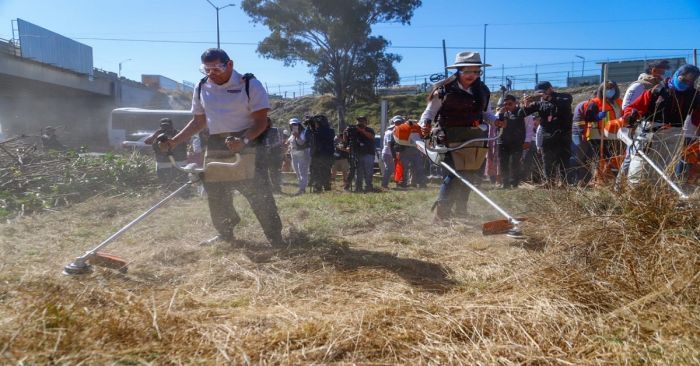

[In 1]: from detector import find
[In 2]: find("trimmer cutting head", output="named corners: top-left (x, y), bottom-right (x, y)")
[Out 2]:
top-left (505, 227), bottom-right (526, 240)
top-left (62, 252), bottom-right (128, 276)
top-left (63, 261), bottom-right (93, 275)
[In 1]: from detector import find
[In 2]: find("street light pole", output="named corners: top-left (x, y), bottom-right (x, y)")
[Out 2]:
top-left (118, 58), bottom-right (132, 78)
top-left (483, 23), bottom-right (488, 80)
top-left (205, 0), bottom-right (236, 48)
top-left (575, 55), bottom-right (585, 77)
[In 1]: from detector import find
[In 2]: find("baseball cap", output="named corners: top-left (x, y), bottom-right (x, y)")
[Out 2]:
top-left (534, 81), bottom-right (552, 94)
top-left (390, 115), bottom-right (405, 124)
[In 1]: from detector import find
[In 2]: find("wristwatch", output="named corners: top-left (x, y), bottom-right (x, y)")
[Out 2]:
top-left (230, 136), bottom-right (250, 145)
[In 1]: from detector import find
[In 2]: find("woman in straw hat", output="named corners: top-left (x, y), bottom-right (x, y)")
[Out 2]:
top-left (419, 51), bottom-right (504, 222)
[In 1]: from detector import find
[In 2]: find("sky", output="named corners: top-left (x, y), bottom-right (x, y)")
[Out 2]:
top-left (1, 0), bottom-right (700, 96)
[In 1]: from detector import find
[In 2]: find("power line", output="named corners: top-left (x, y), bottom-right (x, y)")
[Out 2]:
top-left (375, 17), bottom-right (699, 29)
top-left (73, 37), bottom-right (258, 45)
top-left (73, 36), bottom-right (695, 52)
top-left (389, 45), bottom-right (694, 51)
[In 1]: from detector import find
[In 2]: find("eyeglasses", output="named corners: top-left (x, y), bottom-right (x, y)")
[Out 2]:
top-left (459, 69), bottom-right (482, 76)
top-left (199, 63), bottom-right (228, 74)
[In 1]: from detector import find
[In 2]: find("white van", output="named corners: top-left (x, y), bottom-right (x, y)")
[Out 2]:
top-left (108, 108), bottom-right (193, 150)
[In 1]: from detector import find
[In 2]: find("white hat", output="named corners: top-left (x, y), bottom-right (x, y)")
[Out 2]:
top-left (446, 51), bottom-right (491, 69)
top-left (289, 117), bottom-right (301, 125)
top-left (390, 115), bottom-right (406, 124)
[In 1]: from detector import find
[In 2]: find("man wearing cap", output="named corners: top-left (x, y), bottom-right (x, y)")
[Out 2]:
top-left (349, 116), bottom-right (376, 193)
top-left (41, 126), bottom-right (66, 151)
top-left (392, 116), bottom-right (427, 188)
top-left (287, 117), bottom-right (311, 195)
top-left (145, 118), bottom-right (188, 185)
top-left (616, 60), bottom-right (671, 186)
top-left (158, 48), bottom-right (284, 247)
top-left (419, 51), bottom-right (502, 221)
top-left (623, 64), bottom-right (700, 185)
top-left (381, 116), bottom-right (403, 189)
top-left (495, 95), bottom-right (528, 189)
top-left (622, 60), bottom-right (671, 110)
top-left (522, 81), bottom-right (573, 187)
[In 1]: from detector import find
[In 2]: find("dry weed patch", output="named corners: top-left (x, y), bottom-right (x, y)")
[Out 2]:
top-left (1, 183), bottom-right (698, 364)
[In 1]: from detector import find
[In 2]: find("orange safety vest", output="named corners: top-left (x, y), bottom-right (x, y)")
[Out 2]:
top-left (393, 122), bottom-right (422, 146)
top-left (583, 97), bottom-right (623, 141)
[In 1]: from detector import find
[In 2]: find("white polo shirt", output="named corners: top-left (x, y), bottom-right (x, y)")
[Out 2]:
top-left (191, 70), bottom-right (270, 134)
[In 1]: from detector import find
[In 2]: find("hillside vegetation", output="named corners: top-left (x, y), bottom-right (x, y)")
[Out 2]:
top-left (266, 83), bottom-right (616, 130)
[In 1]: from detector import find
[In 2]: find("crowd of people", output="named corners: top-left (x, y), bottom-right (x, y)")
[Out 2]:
top-left (147, 48), bottom-right (698, 246)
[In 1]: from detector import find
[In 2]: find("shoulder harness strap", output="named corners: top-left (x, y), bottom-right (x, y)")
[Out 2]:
top-left (196, 73), bottom-right (256, 101)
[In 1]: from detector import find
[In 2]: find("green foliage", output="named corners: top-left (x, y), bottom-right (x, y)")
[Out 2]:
top-left (0, 152), bottom-right (158, 219)
top-left (241, 0), bottom-right (422, 129)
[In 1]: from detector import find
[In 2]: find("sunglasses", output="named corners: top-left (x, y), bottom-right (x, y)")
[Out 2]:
top-left (459, 69), bottom-right (482, 76)
top-left (199, 63), bottom-right (228, 74)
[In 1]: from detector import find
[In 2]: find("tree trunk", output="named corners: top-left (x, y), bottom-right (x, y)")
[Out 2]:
top-left (336, 102), bottom-right (346, 132)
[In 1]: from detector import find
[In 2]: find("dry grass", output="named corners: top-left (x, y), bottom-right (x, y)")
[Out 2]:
top-left (0, 179), bottom-right (698, 364)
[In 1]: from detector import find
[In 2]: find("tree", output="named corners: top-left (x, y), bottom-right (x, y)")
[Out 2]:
top-left (241, 0), bottom-right (421, 130)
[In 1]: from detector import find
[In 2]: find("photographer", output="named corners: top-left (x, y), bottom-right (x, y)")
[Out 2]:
top-left (349, 116), bottom-right (376, 193)
top-left (307, 114), bottom-right (335, 192)
top-left (144, 118), bottom-right (188, 186)
top-left (287, 117), bottom-right (310, 195)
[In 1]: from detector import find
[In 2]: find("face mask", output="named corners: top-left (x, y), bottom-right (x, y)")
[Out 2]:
top-left (671, 76), bottom-right (690, 92)
top-left (605, 89), bottom-right (615, 99)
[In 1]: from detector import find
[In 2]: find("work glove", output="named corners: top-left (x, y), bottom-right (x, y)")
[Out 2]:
top-left (625, 109), bottom-right (640, 128)
top-left (584, 103), bottom-right (599, 122)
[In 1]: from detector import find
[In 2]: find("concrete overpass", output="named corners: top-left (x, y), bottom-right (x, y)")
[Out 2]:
top-left (0, 39), bottom-right (173, 149)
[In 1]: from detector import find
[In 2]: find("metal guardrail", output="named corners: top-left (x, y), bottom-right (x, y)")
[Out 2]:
top-left (0, 38), bottom-right (20, 56)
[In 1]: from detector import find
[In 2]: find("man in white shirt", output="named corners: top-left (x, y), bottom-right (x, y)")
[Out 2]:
top-left (159, 48), bottom-right (283, 247)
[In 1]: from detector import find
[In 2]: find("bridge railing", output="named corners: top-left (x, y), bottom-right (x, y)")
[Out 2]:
top-left (0, 37), bottom-right (21, 56)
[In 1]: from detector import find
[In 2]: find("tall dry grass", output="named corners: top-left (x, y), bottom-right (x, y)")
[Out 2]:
top-left (0, 181), bottom-right (698, 364)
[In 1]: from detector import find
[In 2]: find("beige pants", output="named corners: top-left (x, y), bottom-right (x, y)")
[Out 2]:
top-left (448, 144), bottom-right (488, 171)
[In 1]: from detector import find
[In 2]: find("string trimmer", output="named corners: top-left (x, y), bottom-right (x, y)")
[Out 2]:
top-left (63, 135), bottom-right (241, 275)
top-left (617, 121), bottom-right (689, 200)
top-left (413, 130), bottom-right (526, 239)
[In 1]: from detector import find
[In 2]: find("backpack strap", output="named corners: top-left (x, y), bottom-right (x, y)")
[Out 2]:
top-left (196, 76), bottom-right (208, 101)
top-left (196, 73), bottom-right (256, 101)
top-left (242, 73), bottom-right (255, 99)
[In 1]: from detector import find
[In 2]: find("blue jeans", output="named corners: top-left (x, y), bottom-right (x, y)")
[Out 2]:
top-left (355, 154), bottom-right (374, 192)
top-left (398, 147), bottom-right (426, 187)
top-left (570, 129), bottom-right (594, 185)
top-left (435, 152), bottom-right (481, 218)
top-left (381, 153), bottom-right (394, 187)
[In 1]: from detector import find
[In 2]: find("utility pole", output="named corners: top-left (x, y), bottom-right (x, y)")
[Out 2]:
top-left (575, 55), bottom-right (585, 77)
top-left (205, 0), bottom-right (235, 48)
top-left (483, 24), bottom-right (488, 80)
top-left (442, 39), bottom-right (448, 78)
top-left (501, 64), bottom-right (504, 86)
top-left (118, 58), bottom-right (132, 78)
top-left (694, 48), bottom-right (698, 66)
